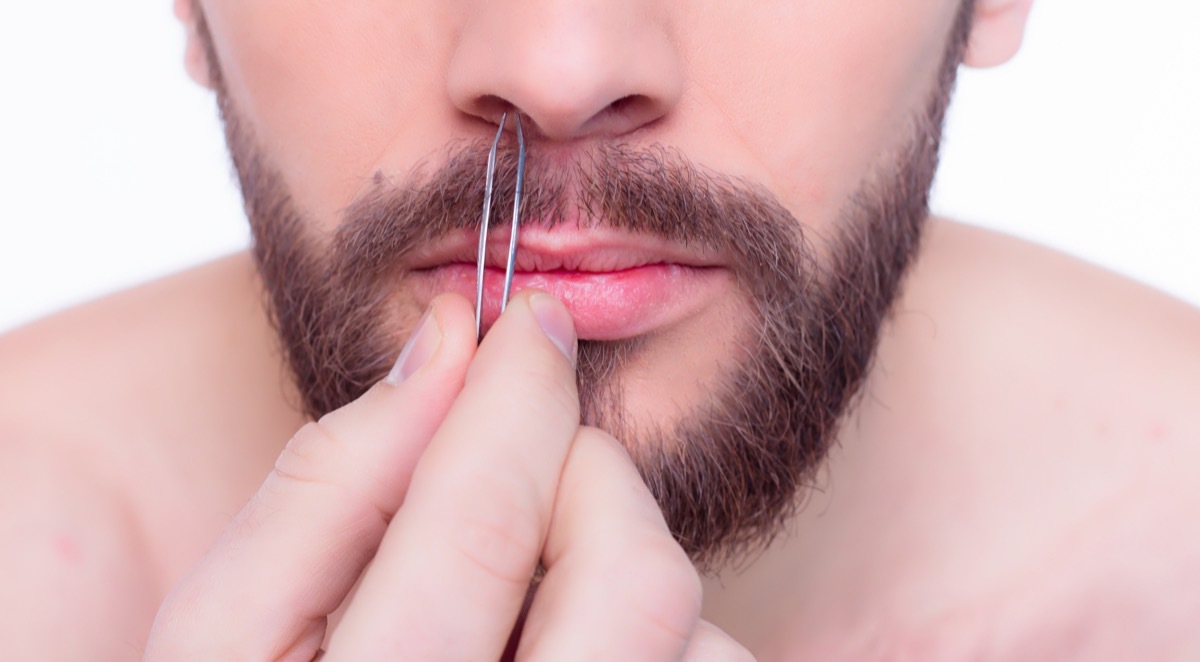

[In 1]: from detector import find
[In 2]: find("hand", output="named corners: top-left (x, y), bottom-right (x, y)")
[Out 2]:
top-left (145, 291), bottom-right (752, 660)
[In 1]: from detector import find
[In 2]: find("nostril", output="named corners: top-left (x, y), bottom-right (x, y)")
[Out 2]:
top-left (579, 94), bottom-right (661, 136)
top-left (610, 95), bottom-right (640, 114)
top-left (605, 95), bottom-right (654, 125)
top-left (473, 94), bottom-right (512, 125)
top-left (466, 94), bottom-right (662, 141)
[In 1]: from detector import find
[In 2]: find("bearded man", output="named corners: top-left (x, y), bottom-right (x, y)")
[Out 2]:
top-left (3, 0), bottom-right (1199, 659)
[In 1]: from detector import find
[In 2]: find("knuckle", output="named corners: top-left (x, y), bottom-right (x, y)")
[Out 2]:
top-left (696, 644), bottom-right (755, 661)
top-left (724, 643), bottom-right (758, 662)
top-left (625, 537), bottom-right (704, 645)
top-left (511, 363), bottom-right (580, 418)
top-left (274, 420), bottom-right (344, 485)
top-left (466, 362), bottom-right (579, 438)
top-left (266, 420), bottom-right (392, 527)
top-left (687, 621), bottom-right (757, 662)
top-left (451, 472), bottom-right (544, 588)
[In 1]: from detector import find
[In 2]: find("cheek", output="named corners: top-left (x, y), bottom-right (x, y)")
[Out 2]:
top-left (200, 1), bottom-right (454, 226)
top-left (670, 0), bottom-right (957, 225)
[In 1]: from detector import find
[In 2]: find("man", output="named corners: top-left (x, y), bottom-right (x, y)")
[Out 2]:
top-left (2, 0), bottom-right (1198, 659)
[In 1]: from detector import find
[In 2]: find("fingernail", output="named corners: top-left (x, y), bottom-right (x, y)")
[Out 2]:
top-left (386, 306), bottom-right (441, 384)
top-left (529, 293), bottom-right (577, 365)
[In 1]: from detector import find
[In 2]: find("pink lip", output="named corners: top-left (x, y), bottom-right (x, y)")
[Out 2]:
top-left (407, 227), bottom-right (732, 339)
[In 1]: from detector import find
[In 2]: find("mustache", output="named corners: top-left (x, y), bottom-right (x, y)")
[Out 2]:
top-left (243, 135), bottom-right (817, 422)
top-left (327, 141), bottom-right (811, 297)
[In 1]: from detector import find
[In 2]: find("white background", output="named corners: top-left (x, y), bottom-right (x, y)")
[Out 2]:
top-left (1, 2), bottom-right (1197, 333)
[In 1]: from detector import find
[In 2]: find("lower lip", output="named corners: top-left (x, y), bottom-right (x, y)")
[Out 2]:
top-left (410, 263), bottom-right (730, 339)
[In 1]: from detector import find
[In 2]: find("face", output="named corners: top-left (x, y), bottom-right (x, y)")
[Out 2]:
top-left (185, 0), bottom-right (981, 570)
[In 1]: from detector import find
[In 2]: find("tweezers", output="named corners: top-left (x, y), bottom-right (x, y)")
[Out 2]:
top-left (475, 112), bottom-right (527, 339)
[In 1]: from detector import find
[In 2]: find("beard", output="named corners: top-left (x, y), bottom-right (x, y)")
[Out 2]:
top-left (196, 2), bottom-right (973, 572)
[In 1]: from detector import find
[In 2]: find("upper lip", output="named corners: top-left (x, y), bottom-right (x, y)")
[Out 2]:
top-left (407, 225), bottom-right (727, 272)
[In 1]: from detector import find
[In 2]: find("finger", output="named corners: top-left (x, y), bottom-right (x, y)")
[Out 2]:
top-left (330, 291), bottom-right (579, 660)
top-left (683, 620), bottom-right (758, 662)
top-left (517, 427), bottom-right (705, 661)
top-left (145, 294), bottom-right (477, 661)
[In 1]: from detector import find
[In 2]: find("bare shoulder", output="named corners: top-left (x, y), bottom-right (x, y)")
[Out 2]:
top-left (0, 252), bottom-right (273, 427)
top-left (845, 219), bottom-right (1200, 654)
top-left (886, 218), bottom-right (1200, 442)
top-left (0, 253), bottom-right (280, 482)
top-left (0, 253), bottom-right (291, 656)
top-left (0, 431), bottom-right (158, 658)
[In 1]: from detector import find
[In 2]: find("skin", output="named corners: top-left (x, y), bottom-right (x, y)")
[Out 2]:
top-left (2, 0), bottom-right (1200, 659)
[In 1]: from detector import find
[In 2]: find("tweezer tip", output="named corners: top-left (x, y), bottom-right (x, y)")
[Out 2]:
top-left (476, 112), bottom-right (510, 339)
top-left (475, 111), bottom-right (528, 338)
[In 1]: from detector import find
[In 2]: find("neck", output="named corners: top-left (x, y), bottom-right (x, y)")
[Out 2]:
top-left (697, 341), bottom-right (915, 657)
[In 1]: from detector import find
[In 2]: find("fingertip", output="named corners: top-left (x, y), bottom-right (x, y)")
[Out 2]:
top-left (384, 294), bottom-right (476, 386)
top-left (386, 305), bottom-right (442, 385)
top-left (500, 290), bottom-right (577, 366)
top-left (528, 292), bottom-right (577, 365)
top-left (427, 292), bottom-right (479, 351)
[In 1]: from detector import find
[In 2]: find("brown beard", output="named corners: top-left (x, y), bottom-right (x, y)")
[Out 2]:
top-left (195, 2), bottom-right (974, 572)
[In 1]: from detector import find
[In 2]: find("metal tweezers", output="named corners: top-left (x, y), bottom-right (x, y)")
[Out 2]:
top-left (475, 112), bottom-right (527, 339)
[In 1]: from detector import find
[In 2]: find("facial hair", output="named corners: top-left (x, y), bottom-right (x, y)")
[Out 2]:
top-left (195, 1), bottom-right (974, 572)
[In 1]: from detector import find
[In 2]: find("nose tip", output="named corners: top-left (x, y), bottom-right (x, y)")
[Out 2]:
top-left (447, 0), bottom-right (681, 141)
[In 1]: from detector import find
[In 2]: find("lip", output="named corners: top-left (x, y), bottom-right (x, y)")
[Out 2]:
top-left (407, 226), bottom-right (732, 339)
top-left (407, 225), bottom-right (726, 272)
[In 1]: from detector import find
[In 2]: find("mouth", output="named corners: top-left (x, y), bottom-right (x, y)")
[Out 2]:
top-left (407, 225), bottom-right (733, 340)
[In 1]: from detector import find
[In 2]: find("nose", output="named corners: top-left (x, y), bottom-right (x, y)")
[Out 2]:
top-left (447, 0), bottom-right (682, 141)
